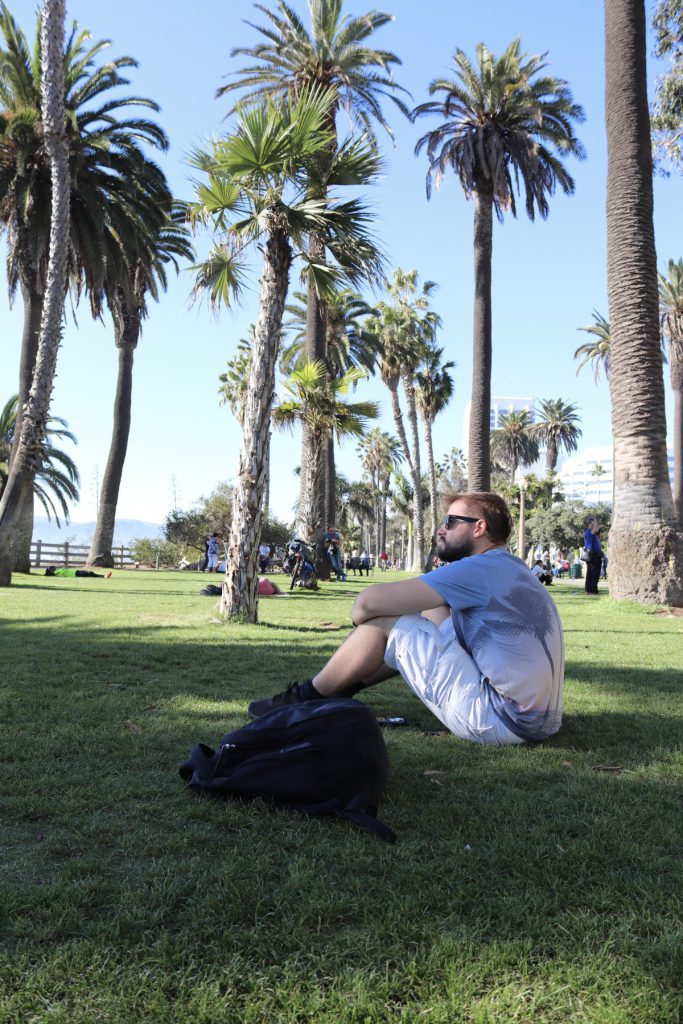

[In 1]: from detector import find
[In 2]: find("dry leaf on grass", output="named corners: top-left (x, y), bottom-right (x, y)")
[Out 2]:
top-left (125, 719), bottom-right (143, 734)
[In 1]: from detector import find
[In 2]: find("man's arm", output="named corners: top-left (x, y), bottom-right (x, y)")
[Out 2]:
top-left (352, 577), bottom-right (446, 625)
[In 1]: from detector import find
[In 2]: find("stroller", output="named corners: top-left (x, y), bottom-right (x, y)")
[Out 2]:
top-left (282, 537), bottom-right (317, 590)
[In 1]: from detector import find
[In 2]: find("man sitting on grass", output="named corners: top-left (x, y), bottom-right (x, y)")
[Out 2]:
top-left (249, 492), bottom-right (564, 745)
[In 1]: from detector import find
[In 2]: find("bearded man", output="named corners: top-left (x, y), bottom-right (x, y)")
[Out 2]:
top-left (249, 492), bottom-right (564, 745)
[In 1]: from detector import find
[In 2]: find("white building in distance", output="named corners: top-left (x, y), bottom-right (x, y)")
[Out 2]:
top-left (557, 445), bottom-right (675, 505)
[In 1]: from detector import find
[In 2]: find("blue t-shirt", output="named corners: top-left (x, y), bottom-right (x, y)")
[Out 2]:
top-left (207, 537), bottom-right (219, 556)
top-left (421, 548), bottom-right (564, 740)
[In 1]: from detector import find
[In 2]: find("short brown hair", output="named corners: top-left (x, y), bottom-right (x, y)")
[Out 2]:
top-left (442, 491), bottom-right (514, 544)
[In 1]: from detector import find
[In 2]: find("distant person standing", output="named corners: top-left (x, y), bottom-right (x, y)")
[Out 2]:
top-left (258, 541), bottom-right (271, 572)
top-left (584, 519), bottom-right (603, 595)
top-left (207, 533), bottom-right (220, 573)
top-left (379, 550), bottom-right (389, 572)
top-left (359, 549), bottom-right (371, 577)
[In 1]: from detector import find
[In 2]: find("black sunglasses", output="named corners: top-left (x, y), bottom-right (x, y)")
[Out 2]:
top-left (443, 514), bottom-right (480, 529)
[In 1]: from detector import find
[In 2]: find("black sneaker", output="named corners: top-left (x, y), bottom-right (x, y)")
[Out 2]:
top-left (248, 679), bottom-right (317, 718)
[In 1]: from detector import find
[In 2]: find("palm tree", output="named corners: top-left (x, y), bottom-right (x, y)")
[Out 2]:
top-left (490, 410), bottom-right (540, 484)
top-left (220, 1), bottom-right (406, 542)
top-left (357, 428), bottom-right (403, 557)
top-left (219, 0), bottom-right (408, 136)
top-left (605, 0), bottom-right (683, 604)
top-left (0, 0), bottom-right (70, 586)
top-left (0, 5), bottom-right (171, 571)
top-left (335, 474), bottom-right (375, 551)
top-left (575, 311), bottom-right (612, 382)
top-left (416, 346), bottom-right (455, 564)
top-left (591, 463), bottom-right (607, 505)
top-left (413, 39), bottom-right (585, 490)
top-left (368, 268), bottom-right (440, 571)
top-left (190, 87), bottom-right (382, 620)
top-left (0, 395), bottom-right (80, 529)
top-left (659, 257), bottom-right (683, 520)
top-left (87, 216), bottom-right (193, 567)
top-left (531, 398), bottom-right (582, 475)
top-left (275, 361), bottom-right (378, 548)
top-left (281, 284), bottom-right (381, 522)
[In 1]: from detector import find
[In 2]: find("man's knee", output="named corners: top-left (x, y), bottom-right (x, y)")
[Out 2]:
top-left (356, 614), bottom-right (400, 639)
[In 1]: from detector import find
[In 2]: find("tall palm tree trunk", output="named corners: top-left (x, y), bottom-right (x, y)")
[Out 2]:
top-left (301, 232), bottom-right (331, 576)
top-left (298, 429), bottom-right (326, 546)
top-left (468, 189), bottom-right (493, 491)
top-left (403, 377), bottom-right (425, 571)
top-left (545, 438), bottom-right (558, 476)
top-left (0, 0), bottom-right (69, 588)
top-left (424, 414), bottom-right (439, 571)
top-left (605, 0), bottom-right (683, 604)
top-left (88, 302), bottom-right (139, 566)
top-left (221, 228), bottom-right (291, 621)
top-left (671, 354), bottom-right (683, 522)
top-left (388, 385), bottom-right (414, 476)
top-left (324, 433), bottom-right (335, 527)
top-left (10, 276), bottom-right (45, 571)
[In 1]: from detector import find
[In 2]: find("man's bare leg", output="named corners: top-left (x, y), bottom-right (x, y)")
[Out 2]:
top-left (311, 616), bottom-right (400, 696)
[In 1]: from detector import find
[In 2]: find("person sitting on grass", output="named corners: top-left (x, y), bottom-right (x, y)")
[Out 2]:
top-left (248, 492), bottom-right (564, 746)
top-left (531, 560), bottom-right (553, 586)
top-left (45, 566), bottom-right (112, 578)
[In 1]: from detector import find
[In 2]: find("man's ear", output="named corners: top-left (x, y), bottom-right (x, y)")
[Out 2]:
top-left (473, 519), bottom-right (488, 539)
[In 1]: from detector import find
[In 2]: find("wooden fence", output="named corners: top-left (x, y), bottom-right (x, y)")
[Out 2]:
top-left (30, 541), bottom-right (135, 569)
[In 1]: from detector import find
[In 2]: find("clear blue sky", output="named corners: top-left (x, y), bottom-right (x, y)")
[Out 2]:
top-left (1, 0), bottom-right (678, 527)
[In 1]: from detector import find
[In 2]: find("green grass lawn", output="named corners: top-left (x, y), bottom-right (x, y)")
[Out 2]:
top-left (1, 570), bottom-right (682, 1023)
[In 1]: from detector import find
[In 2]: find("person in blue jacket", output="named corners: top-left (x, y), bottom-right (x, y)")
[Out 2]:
top-left (583, 518), bottom-right (603, 595)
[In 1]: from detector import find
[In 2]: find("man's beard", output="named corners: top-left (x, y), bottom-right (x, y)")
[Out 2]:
top-left (437, 534), bottom-right (475, 563)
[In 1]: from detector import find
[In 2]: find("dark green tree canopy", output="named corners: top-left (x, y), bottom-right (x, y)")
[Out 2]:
top-left (218, 0), bottom-right (410, 138)
top-left (412, 38), bottom-right (585, 219)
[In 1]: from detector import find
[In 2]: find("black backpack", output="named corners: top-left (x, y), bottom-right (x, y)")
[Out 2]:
top-left (179, 698), bottom-right (396, 843)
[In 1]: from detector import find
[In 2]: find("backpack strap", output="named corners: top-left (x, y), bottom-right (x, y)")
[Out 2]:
top-left (335, 807), bottom-right (396, 844)
top-left (335, 794), bottom-right (396, 844)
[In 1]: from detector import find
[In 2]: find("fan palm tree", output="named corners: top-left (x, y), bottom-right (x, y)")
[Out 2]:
top-left (591, 463), bottom-right (607, 505)
top-left (0, 395), bottom-right (80, 532)
top-left (220, 1), bottom-right (406, 538)
top-left (0, 0), bottom-right (71, 586)
top-left (357, 427), bottom-right (403, 557)
top-left (413, 39), bottom-right (585, 490)
top-left (416, 346), bottom-right (455, 562)
top-left (281, 284), bottom-right (381, 522)
top-left (87, 216), bottom-right (193, 567)
top-left (368, 268), bottom-right (440, 570)
top-left (274, 361), bottom-right (379, 548)
top-left (190, 87), bottom-right (383, 620)
top-left (605, 0), bottom-right (682, 604)
top-left (659, 257), bottom-right (683, 520)
top-left (531, 398), bottom-right (582, 475)
top-left (575, 311), bottom-right (612, 382)
top-left (335, 474), bottom-right (375, 550)
top-left (490, 410), bottom-right (540, 483)
top-left (0, 5), bottom-right (171, 572)
top-left (0, 395), bottom-right (80, 527)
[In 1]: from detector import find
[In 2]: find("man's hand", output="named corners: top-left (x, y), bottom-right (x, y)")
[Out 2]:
top-left (351, 578), bottom-right (446, 625)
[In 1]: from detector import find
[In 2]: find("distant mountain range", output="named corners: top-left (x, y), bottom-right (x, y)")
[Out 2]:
top-left (33, 517), bottom-right (163, 546)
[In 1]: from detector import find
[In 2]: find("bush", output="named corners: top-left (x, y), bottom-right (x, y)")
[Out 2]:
top-left (131, 536), bottom-right (182, 567)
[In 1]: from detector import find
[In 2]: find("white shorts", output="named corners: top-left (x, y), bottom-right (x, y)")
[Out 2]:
top-left (207, 553), bottom-right (219, 569)
top-left (384, 614), bottom-right (523, 746)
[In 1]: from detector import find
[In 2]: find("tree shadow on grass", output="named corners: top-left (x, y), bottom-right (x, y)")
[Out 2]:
top-left (2, 614), bottom-right (682, 1015)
